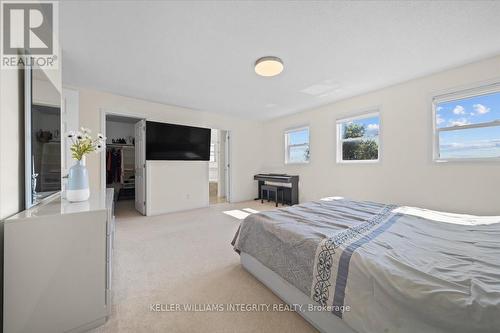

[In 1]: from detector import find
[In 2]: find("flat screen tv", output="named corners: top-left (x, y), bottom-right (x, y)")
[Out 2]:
top-left (146, 121), bottom-right (211, 161)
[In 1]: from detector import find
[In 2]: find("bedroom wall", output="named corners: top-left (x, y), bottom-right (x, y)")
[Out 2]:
top-left (0, 67), bottom-right (25, 332)
top-left (260, 55), bottom-right (500, 215)
top-left (77, 88), bottom-right (264, 203)
top-left (0, 69), bottom-right (24, 220)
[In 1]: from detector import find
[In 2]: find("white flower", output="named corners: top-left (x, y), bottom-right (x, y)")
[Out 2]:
top-left (68, 128), bottom-right (104, 159)
top-left (95, 141), bottom-right (106, 152)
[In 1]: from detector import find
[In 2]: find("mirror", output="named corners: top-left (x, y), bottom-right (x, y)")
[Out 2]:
top-left (25, 67), bottom-right (61, 208)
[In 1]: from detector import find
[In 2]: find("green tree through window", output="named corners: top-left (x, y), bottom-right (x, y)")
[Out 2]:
top-left (343, 123), bottom-right (365, 139)
top-left (340, 121), bottom-right (379, 161)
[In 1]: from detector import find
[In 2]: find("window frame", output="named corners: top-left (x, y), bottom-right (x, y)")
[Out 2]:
top-left (432, 82), bottom-right (500, 163)
top-left (336, 110), bottom-right (381, 164)
top-left (284, 126), bottom-right (310, 165)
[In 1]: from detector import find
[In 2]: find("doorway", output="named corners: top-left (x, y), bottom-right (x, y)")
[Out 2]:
top-left (209, 129), bottom-right (230, 205)
top-left (102, 113), bottom-right (146, 215)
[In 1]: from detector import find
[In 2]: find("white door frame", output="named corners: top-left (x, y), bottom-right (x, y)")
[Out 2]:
top-left (225, 130), bottom-right (232, 203)
top-left (99, 108), bottom-right (146, 196)
top-left (134, 119), bottom-right (146, 215)
top-left (209, 128), bottom-right (232, 204)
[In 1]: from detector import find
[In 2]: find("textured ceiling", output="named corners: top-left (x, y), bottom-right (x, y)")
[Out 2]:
top-left (61, 1), bottom-right (500, 120)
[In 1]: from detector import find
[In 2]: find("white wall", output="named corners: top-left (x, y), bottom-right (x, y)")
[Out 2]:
top-left (147, 161), bottom-right (209, 215)
top-left (77, 88), bottom-right (264, 204)
top-left (62, 88), bottom-right (79, 175)
top-left (0, 69), bottom-right (24, 220)
top-left (261, 55), bottom-right (500, 215)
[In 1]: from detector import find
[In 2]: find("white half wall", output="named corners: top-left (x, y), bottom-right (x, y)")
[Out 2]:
top-left (261, 55), bottom-right (500, 215)
top-left (146, 161), bottom-right (209, 215)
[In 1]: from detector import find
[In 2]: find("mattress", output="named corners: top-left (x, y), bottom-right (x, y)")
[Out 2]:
top-left (241, 251), bottom-right (356, 333)
top-left (232, 198), bottom-right (500, 333)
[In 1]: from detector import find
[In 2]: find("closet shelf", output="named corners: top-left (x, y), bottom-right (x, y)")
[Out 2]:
top-left (106, 144), bottom-right (134, 148)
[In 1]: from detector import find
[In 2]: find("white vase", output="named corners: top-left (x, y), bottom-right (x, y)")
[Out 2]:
top-left (66, 159), bottom-right (90, 202)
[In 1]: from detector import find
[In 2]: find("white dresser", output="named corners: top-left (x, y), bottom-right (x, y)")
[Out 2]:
top-left (3, 189), bottom-right (115, 333)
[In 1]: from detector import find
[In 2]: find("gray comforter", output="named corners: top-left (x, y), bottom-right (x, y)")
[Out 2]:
top-left (232, 198), bottom-right (500, 333)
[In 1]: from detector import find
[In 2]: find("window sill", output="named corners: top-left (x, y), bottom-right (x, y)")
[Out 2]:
top-left (434, 157), bottom-right (500, 163)
top-left (284, 161), bottom-right (310, 165)
top-left (337, 159), bottom-right (379, 164)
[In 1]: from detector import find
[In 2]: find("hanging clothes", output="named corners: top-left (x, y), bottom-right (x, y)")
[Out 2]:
top-left (106, 148), bottom-right (122, 184)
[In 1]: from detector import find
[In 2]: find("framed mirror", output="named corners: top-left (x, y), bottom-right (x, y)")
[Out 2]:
top-left (25, 66), bottom-right (62, 208)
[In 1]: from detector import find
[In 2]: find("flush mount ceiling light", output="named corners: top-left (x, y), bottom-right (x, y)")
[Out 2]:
top-left (254, 56), bottom-right (283, 77)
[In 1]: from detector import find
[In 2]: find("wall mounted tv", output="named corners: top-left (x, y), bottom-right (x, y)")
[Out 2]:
top-left (146, 121), bottom-right (211, 161)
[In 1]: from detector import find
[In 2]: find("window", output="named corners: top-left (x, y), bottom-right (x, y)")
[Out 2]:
top-left (337, 112), bottom-right (380, 163)
top-left (285, 127), bottom-right (310, 164)
top-left (433, 84), bottom-right (500, 161)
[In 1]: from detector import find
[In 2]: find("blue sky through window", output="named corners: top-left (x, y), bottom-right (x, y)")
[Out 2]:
top-left (436, 90), bottom-right (500, 159)
top-left (286, 128), bottom-right (309, 163)
top-left (341, 115), bottom-right (380, 139)
top-left (288, 128), bottom-right (309, 145)
top-left (436, 92), bottom-right (500, 128)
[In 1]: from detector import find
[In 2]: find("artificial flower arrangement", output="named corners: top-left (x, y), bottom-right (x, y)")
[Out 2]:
top-left (65, 128), bottom-right (106, 202)
top-left (66, 127), bottom-right (106, 160)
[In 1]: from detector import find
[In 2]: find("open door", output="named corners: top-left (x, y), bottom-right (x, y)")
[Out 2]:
top-left (135, 120), bottom-right (146, 215)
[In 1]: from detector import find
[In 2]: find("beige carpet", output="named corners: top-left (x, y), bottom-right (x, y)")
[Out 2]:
top-left (92, 200), bottom-right (318, 333)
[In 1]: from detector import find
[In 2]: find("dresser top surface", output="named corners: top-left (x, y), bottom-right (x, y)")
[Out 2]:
top-left (5, 189), bottom-right (114, 222)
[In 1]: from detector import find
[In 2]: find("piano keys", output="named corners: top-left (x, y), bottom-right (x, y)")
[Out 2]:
top-left (254, 173), bottom-right (299, 205)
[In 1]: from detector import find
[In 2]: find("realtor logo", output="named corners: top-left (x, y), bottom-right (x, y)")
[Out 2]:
top-left (1, 0), bottom-right (58, 69)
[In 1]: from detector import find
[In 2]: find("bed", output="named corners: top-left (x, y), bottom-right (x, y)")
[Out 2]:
top-left (232, 198), bottom-right (500, 333)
